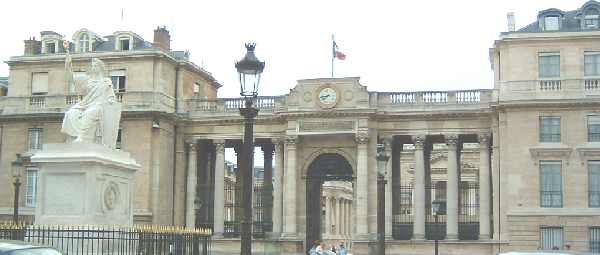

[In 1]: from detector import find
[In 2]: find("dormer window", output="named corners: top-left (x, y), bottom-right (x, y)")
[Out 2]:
top-left (585, 8), bottom-right (599, 28)
top-left (119, 38), bottom-right (130, 50)
top-left (544, 16), bottom-right (560, 31)
top-left (45, 42), bottom-right (56, 53)
top-left (78, 34), bottom-right (89, 52)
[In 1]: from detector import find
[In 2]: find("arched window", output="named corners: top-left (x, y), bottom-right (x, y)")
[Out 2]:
top-left (79, 34), bottom-right (89, 52)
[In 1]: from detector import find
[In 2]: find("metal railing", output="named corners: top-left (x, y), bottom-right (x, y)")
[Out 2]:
top-left (0, 223), bottom-right (212, 255)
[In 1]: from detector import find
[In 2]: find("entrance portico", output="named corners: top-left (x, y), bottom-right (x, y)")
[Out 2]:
top-left (184, 77), bottom-right (495, 255)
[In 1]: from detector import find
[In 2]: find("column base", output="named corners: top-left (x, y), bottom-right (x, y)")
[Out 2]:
top-left (479, 234), bottom-right (490, 240)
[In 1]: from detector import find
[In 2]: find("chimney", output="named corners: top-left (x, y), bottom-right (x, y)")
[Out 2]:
top-left (153, 26), bottom-right (171, 51)
top-left (24, 37), bottom-right (41, 56)
top-left (507, 12), bottom-right (516, 32)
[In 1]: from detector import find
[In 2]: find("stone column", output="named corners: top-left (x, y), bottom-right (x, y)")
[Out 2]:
top-left (384, 137), bottom-right (393, 238)
top-left (412, 135), bottom-right (426, 240)
top-left (325, 196), bottom-right (331, 236)
top-left (355, 132), bottom-right (369, 237)
top-left (272, 139), bottom-right (284, 235)
top-left (337, 198), bottom-right (342, 236)
top-left (262, 143), bottom-right (274, 231)
top-left (445, 135), bottom-right (459, 240)
top-left (186, 142), bottom-right (198, 228)
top-left (213, 140), bottom-right (225, 236)
top-left (282, 136), bottom-right (297, 237)
top-left (479, 134), bottom-right (492, 240)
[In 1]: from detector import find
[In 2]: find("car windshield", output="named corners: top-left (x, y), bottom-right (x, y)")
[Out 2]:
top-left (7, 248), bottom-right (62, 255)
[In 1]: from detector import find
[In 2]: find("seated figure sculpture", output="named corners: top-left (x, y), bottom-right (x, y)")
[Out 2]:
top-left (61, 58), bottom-right (121, 149)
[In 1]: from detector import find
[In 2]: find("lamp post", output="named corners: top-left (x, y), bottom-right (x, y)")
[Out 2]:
top-left (376, 143), bottom-right (390, 255)
top-left (431, 201), bottom-right (442, 255)
top-left (236, 43), bottom-right (265, 255)
top-left (11, 154), bottom-right (24, 224)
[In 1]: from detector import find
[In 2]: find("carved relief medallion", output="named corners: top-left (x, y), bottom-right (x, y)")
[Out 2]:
top-left (103, 181), bottom-right (120, 211)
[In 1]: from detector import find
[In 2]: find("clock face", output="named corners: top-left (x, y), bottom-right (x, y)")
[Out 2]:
top-left (318, 87), bottom-right (338, 106)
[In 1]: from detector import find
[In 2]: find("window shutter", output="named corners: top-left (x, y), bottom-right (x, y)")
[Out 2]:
top-left (31, 72), bottom-right (49, 94)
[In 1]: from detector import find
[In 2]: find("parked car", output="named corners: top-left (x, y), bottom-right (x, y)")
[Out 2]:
top-left (0, 240), bottom-right (63, 255)
top-left (499, 251), bottom-right (596, 255)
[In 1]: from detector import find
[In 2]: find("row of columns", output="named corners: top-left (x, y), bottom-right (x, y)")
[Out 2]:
top-left (323, 196), bottom-right (352, 237)
top-left (184, 132), bottom-right (491, 241)
top-left (402, 134), bottom-right (491, 240)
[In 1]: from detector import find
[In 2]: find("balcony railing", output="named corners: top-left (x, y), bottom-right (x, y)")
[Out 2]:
top-left (499, 78), bottom-right (600, 101)
top-left (0, 91), bottom-right (175, 115)
top-left (378, 90), bottom-right (490, 107)
top-left (186, 96), bottom-right (284, 114)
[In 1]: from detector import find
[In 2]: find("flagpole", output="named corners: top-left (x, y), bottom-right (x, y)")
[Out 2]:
top-left (331, 34), bottom-right (334, 78)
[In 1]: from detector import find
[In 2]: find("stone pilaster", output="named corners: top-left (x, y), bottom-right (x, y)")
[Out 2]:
top-left (479, 134), bottom-right (492, 240)
top-left (325, 196), bottom-right (331, 236)
top-left (271, 138), bottom-right (284, 235)
top-left (412, 135), bottom-right (426, 240)
top-left (445, 135), bottom-right (459, 240)
top-left (282, 136), bottom-right (298, 237)
top-left (355, 132), bottom-right (369, 237)
top-left (213, 140), bottom-right (225, 236)
top-left (186, 142), bottom-right (198, 228)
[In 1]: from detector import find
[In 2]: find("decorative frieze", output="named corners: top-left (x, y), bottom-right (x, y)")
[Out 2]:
top-left (299, 120), bottom-right (355, 132)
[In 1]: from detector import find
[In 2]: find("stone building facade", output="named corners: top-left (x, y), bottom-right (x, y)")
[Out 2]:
top-left (1, 1), bottom-right (600, 254)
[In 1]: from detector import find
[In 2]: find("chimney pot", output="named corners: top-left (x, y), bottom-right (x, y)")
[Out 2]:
top-left (153, 26), bottom-right (171, 51)
top-left (507, 12), bottom-right (516, 32)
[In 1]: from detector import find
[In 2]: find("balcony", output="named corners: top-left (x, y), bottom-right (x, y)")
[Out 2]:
top-left (375, 90), bottom-right (493, 113)
top-left (0, 91), bottom-right (175, 116)
top-left (185, 96), bottom-right (286, 118)
top-left (498, 78), bottom-right (600, 102)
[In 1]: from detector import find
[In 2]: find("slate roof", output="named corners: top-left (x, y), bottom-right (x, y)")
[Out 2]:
top-left (517, 0), bottom-right (600, 33)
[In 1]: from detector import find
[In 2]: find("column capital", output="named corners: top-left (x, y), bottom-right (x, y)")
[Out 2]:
top-left (214, 141), bottom-right (225, 154)
top-left (355, 132), bottom-right (369, 144)
top-left (478, 133), bottom-right (491, 146)
top-left (187, 142), bottom-right (198, 152)
top-left (412, 135), bottom-right (426, 150)
top-left (284, 136), bottom-right (298, 146)
top-left (445, 134), bottom-right (459, 148)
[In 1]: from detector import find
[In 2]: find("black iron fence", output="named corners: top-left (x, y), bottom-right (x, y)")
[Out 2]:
top-left (0, 223), bottom-right (212, 255)
top-left (223, 184), bottom-right (272, 238)
top-left (392, 181), bottom-right (480, 241)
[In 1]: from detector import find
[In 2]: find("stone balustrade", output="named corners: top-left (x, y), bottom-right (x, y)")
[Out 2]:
top-left (499, 78), bottom-right (600, 101)
top-left (0, 91), bottom-right (176, 115)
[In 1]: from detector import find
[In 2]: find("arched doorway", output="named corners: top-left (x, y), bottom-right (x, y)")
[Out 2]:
top-left (305, 153), bottom-right (353, 252)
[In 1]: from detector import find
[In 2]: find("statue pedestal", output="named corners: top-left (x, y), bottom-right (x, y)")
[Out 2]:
top-left (31, 143), bottom-right (140, 225)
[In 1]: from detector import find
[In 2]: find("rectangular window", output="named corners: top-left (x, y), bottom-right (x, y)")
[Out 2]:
top-left (591, 227), bottom-right (600, 253)
top-left (110, 70), bottom-right (126, 93)
top-left (544, 16), bottom-right (560, 31)
top-left (585, 15), bottom-right (599, 28)
top-left (116, 128), bottom-right (122, 150)
top-left (539, 53), bottom-right (560, 78)
top-left (31, 72), bottom-right (49, 95)
top-left (540, 226), bottom-right (563, 250)
top-left (589, 115), bottom-right (600, 142)
top-left (590, 161), bottom-right (600, 208)
top-left (585, 53), bottom-right (600, 77)
top-left (540, 161), bottom-right (562, 208)
top-left (540, 116), bottom-right (561, 143)
top-left (193, 82), bottom-right (201, 94)
top-left (45, 42), bottom-right (56, 53)
top-left (119, 39), bottom-right (130, 50)
top-left (25, 168), bottom-right (38, 207)
top-left (28, 128), bottom-right (43, 150)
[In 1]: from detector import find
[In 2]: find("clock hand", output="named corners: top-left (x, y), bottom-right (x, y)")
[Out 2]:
top-left (320, 94), bottom-right (330, 100)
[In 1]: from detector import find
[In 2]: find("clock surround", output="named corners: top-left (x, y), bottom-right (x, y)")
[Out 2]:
top-left (316, 85), bottom-right (340, 109)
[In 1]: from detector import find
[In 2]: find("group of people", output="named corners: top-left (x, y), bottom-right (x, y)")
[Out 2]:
top-left (309, 240), bottom-right (347, 255)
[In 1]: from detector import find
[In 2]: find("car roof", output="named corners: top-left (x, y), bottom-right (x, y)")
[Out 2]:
top-left (499, 251), bottom-right (596, 255)
top-left (0, 240), bottom-right (49, 253)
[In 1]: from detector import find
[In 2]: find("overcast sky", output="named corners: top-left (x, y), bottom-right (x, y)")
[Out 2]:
top-left (0, 0), bottom-right (590, 99)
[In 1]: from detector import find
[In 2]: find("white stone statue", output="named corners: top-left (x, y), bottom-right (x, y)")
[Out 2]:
top-left (61, 44), bottom-right (121, 148)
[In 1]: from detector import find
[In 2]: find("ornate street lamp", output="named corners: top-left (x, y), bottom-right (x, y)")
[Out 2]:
top-left (236, 43), bottom-right (264, 255)
top-left (376, 143), bottom-right (390, 255)
top-left (11, 154), bottom-right (23, 224)
top-left (432, 200), bottom-right (443, 255)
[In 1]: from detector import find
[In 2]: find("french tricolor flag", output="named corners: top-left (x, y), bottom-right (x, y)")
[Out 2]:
top-left (333, 39), bottom-right (346, 60)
